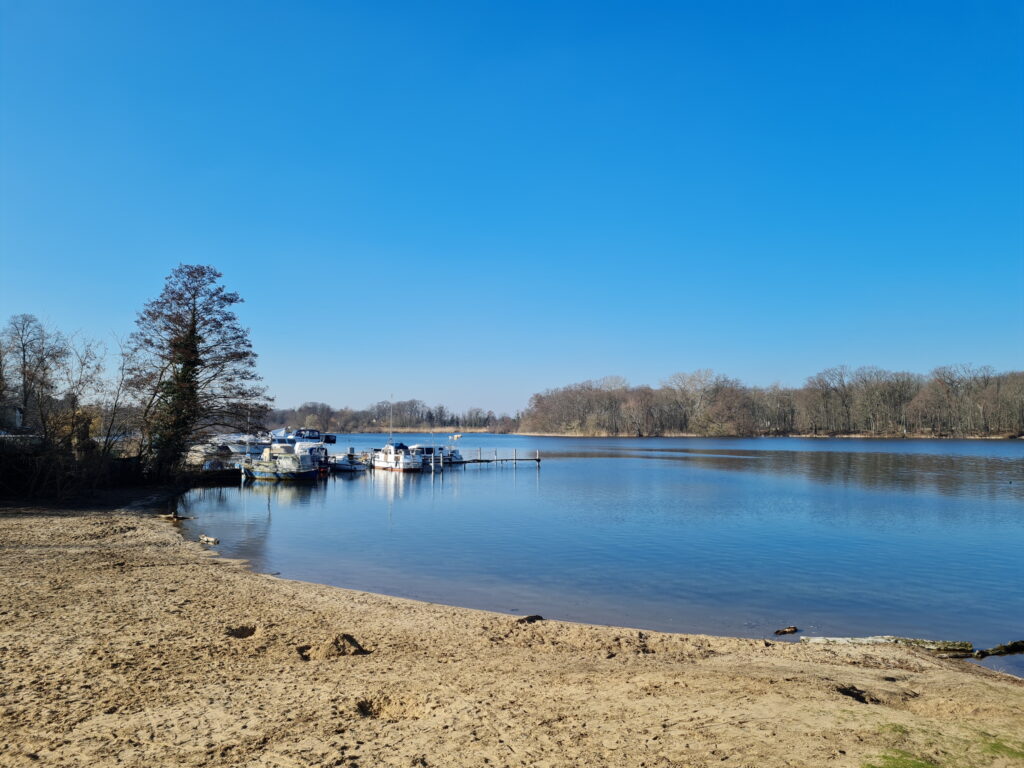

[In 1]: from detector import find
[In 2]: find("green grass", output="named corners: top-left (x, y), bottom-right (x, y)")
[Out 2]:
top-left (863, 737), bottom-right (1024, 768)
top-left (983, 737), bottom-right (1024, 761)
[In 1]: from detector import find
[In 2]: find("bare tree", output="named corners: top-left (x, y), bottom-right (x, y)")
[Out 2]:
top-left (2, 315), bottom-right (72, 437)
top-left (96, 338), bottom-right (138, 459)
top-left (39, 334), bottom-right (105, 451)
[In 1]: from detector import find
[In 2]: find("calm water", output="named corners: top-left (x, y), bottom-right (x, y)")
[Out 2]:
top-left (177, 435), bottom-right (1024, 676)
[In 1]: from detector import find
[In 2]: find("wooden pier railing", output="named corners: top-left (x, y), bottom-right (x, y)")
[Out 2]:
top-left (457, 448), bottom-right (541, 465)
top-left (420, 448), bottom-right (541, 470)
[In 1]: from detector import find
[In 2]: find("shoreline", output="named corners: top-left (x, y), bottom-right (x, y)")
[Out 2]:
top-left (2, 496), bottom-right (1022, 767)
top-left (320, 429), bottom-right (1019, 440)
top-left (511, 432), bottom-right (1019, 440)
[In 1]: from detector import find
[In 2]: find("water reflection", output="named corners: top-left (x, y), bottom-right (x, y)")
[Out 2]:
top-left (239, 479), bottom-right (329, 505)
top-left (178, 486), bottom-right (274, 568)
top-left (368, 470), bottom-right (420, 502)
top-left (176, 438), bottom-right (1024, 675)
top-left (543, 447), bottom-right (1022, 500)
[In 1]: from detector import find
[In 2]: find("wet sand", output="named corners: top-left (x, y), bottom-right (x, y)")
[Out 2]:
top-left (1, 495), bottom-right (1022, 767)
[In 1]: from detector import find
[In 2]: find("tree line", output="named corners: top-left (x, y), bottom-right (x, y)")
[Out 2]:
top-left (518, 367), bottom-right (1024, 437)
top-left (3, 264), bottom-right (1019, 496)
top-left (269, 400), bottom-right (519, 433)
top-left (0, 265), bottom-right (270, 495)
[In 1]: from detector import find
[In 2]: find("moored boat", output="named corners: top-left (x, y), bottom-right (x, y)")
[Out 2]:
top-left (269, 427), bottom-right (336, 446)
top-left (293, 428), bottom-right (335, 444)
top-left (407, 444), bottom-right (465, 468)
top-left (292, 441), bottom-right (330, 469)
top-left (371, 442), bottom-right (421, 472)
top-left (242, 446), bottom-right (320, 481)
top-left (216, 433), bottom-right (271, 456)
top-left (329, 448), bottom-right (368, 472)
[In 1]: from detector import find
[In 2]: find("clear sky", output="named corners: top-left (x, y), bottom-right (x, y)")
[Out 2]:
top-left (1, 1), bottom-right (1022, 414)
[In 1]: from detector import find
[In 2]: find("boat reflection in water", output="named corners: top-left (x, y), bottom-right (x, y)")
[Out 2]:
top-left (367, 465), bottom-right (463, 503)
top-left (177, 436), bottom-right (1024, 678)
top-left (369, 467), bottom-right (419, 501)
top-left (240, 477), bottom-right (328, 506)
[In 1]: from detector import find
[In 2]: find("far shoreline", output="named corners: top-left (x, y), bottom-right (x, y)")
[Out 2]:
top-left (323, 428), bottom-right (1019, 440)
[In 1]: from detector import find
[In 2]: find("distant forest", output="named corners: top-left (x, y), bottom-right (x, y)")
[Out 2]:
top-left (273, 365), bottom-right (1023, 438)
top-left (521, 366), bottom-right (1023, 437)
top-left (267, 400), bottom-right (519, 434)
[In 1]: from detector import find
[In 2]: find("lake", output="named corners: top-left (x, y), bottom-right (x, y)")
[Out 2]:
top-left (176, 435), bottom-right (1024, 676)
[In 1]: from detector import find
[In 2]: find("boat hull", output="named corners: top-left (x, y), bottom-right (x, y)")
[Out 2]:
top-left (242, 466), bottom-right (320, 481)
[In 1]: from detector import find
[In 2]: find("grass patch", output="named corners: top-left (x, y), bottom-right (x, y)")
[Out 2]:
top-left (983, 737), bottom-right (1024, 761)
top-left (862, 751), bottom-right (938, 768)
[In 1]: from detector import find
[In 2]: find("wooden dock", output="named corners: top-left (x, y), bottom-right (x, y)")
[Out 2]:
top-left (435, 449), bottom-right (540, 467)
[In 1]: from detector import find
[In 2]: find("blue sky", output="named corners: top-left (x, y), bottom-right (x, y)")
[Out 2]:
top-left (1, 1), bottom-right (1021, 414)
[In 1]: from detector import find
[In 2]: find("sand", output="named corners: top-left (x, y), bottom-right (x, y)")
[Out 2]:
top-left (1, 495), bottom-right (1022, 768)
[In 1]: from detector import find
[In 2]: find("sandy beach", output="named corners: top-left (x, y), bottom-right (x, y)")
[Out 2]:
top-left (1, 495), bottom-right (1022, 768)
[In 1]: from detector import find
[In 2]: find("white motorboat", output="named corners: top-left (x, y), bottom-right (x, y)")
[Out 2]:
top-left (329, 448), bottom-right (368, 472)
top-left (371, 442), bottom-right (421, 472)
top-left (211, 433), bottom-right (270, 456)
top-left (269, 427), bottom-right (337, 447)
top-left (242, 446), bottom-right (320, 481)
top-left (372, 401), bottom-right (422, 472)
top-left (234, 437), bottom-right (270, 456)
top-left (408, 444), bottom-right (464, 468)
top-left (291, 441), bottom-right (330, 468)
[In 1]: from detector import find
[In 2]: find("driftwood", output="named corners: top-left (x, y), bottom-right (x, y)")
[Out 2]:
top-left (199, 534), bottom-right (219, 545)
